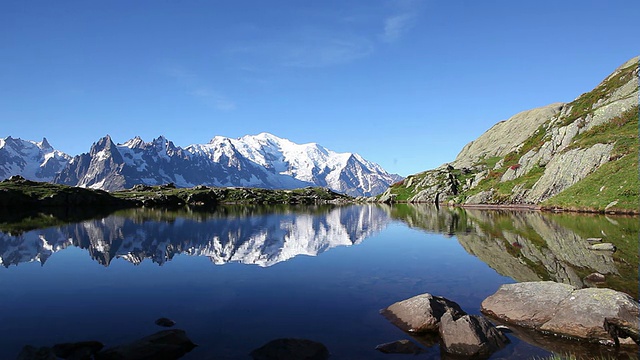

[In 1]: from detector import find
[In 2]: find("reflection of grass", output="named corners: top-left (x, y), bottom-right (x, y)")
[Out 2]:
top-left (0, 207), bottom-right (122, 234)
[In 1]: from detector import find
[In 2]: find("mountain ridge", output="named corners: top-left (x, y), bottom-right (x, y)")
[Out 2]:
top-left (0, 133), bottom-right (401, 197)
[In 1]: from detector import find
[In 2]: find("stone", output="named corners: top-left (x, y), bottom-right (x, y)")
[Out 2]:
top-left (374, 339), bottom-right (423, 354)
top-left (381, 293), bottom-right (466, 333)
top-left (540, 288), bottom-right (639, 343)
top-left (481, 282), bottom-right (640, 345)
top-left (95, 329), bottom-right (196, 360)
top-left (481, 281), bottom-right (575, 328)
top-left (585, 237), bottom-right (603, 243)
top-left (589, 243), bottom-right (616, 251)
top-left (250, 338), bottom-right (329, 360)
top-left (154, 317), bottom-right (176, 327)
top-left (584, 272), bottom-right (606, 283)
top-left (438, 310), bottom-right (509, 357)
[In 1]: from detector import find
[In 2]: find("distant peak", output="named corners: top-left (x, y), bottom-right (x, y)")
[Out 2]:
top-left (39, 137), bottom-right (52, 150)
top-left (209, 135), bottom-right (229, 144)
top-left (122, 136), bottom-right (145, 149)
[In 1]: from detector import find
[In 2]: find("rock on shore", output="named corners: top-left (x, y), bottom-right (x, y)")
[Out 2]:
top-left (481, 281), bottom-right (639, 346)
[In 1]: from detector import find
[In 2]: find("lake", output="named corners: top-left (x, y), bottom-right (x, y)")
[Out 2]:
top-left (0, 204), bottom-right (638, 359)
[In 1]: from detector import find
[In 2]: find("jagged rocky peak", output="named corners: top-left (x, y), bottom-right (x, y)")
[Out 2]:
top-left (38, 137), bottom-right (52, 150)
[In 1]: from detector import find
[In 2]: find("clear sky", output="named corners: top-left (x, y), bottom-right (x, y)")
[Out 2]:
top-left (1, 1), bottom-right (638, 176)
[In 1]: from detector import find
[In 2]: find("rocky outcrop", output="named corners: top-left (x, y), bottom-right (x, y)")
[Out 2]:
top-left (380, 293), bottom-right (466, 333)
top-left (381, 293), bottom-right (509, 358)
top-left (438, 310), bottom-right (509, 357)
top-left (481, 282), bottom-right (640, 346)
top-left (524, 143), bottom-right (614, 203)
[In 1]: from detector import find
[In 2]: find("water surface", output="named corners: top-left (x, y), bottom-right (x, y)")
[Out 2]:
top-left (1, 204), bottom-right (637, 359)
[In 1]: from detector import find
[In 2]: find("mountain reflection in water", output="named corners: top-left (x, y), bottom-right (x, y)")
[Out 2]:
top-left (1, 204), bottom-right (637, 297)
top-left (0, 205), bottom-right (389, 268)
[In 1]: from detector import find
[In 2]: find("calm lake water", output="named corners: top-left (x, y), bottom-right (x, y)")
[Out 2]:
top-left (1, 204), bottom-right (638, 359)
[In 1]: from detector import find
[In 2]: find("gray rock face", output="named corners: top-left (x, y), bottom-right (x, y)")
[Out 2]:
top-left (250, 338), bottom-right (330, 360)
top-left (453, 103), bottom-right (564, 169)
top-left (525, 143), bottom-right (614, 203)
top-left (438, 310), bottom-right (509, 357)
top-left (381, 293), bottom-right (466, 333)
top-left (481, 282), bottom-right (640, 345)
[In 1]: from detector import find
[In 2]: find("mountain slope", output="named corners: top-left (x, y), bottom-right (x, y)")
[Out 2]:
top-left (52, 133), bottom-right (401, 196)
top-left (379, 57), bottom-right (639, 213)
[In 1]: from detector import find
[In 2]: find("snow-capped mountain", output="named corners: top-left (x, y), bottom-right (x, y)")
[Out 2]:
top-left (0, 205), bottom-right (390, 267)
top-left (53, 133), bottom-right (402, 196)
top-left (0, 137), bottom-right (71, 182)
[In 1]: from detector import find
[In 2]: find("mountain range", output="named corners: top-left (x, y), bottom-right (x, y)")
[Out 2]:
top-left (0, 132), bottom-right (402, 197)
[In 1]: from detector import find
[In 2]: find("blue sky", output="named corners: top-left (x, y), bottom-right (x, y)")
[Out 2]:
top-left (1, 1), bottom-right (638, 176)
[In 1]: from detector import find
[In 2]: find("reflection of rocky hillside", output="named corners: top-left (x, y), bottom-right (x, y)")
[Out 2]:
top-left (0, 205), bottom-right (389, 268)
top-left (387, 204), bottom-right (638, 298)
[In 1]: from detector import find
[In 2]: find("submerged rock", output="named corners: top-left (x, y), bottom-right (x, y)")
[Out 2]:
top-left (374, 339), bottom-right (423, 354)
top-left (481, 282), bottom-right (639, 345)
top-left (250, 338), bottom-right (330, 360)
top-left (438, 310), bottom-right (509, 357)
top-left (381, 293), bottom-right (466, 333)
top-left (155, 317), bottom-right (176, 328)
top-left (17, 346), bottom-right (57, 360)
top-left (95, 329), bottom-right (196, 360)
top-left (52, 341), bottom-right (104, 358)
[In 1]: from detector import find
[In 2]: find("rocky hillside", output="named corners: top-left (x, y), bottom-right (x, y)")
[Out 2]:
top-left (379, 57), bottom-right (639, 213)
